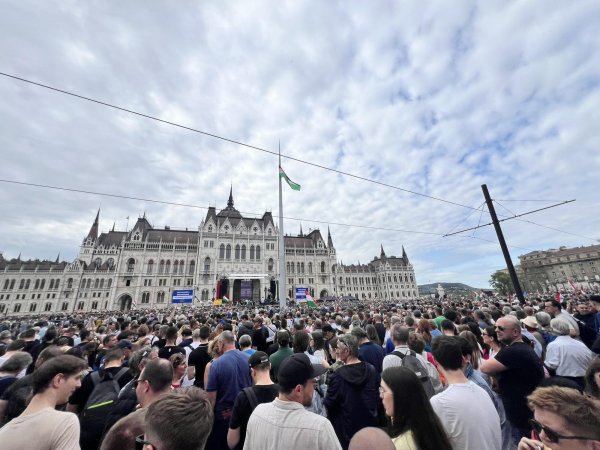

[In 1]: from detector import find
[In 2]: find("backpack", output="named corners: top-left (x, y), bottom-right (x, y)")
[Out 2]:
top-left (79, 367), bottom-right (129, 444)
top-left (391, 350), bottom-right (435, 398)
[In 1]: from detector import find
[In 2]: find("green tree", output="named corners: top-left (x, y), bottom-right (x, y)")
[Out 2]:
top-left (489, 270), bottom-right (515, 297)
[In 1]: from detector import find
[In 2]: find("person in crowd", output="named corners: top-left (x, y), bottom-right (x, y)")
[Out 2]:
top-left (311, 331), bottom-right (327, 361)
top-left (100, 358), bottom-right (173, 450)
top-left (239, 335), bottom-right (255, 356)
top-left (544, 299), bottom-right (579, 338)
top-left (324, 334), bottom-right (380, 449)
top-left (0, 345), bottom-right (63, 424)
top-left (584, 356), bottom-right (600, 400)
top-left (188, 325), bottom-right (212, 388)
top-left (140, 388), bottom-right (214, 450)
top-left (169, 352), bottom-right (191, 388)
top-left (94, 333), bottom-right (118, 369)
top-left (227, 351), bottom-right (279, 450)
top-left (382, 325), bottom-right (430, 377)
top-left (158, 326), bottom-right (182, 359)
top-left (482, 325), bottom-right (502, 359)
top-left (251, 317), bottom-right (268, 352)
top-left (243, 353), bottom-right (340, 450)
top-left (458, 330), bottom-right (483, 369)
top-left (348, 427), bottom-right (395, 450)
top-left (365, 324), bottom-right (381, 346)
top-left (68, 347), bottom-right (132, 449)
top-left (415, 319), bottom-right (433, 351)
top-left (373, 314), bottom-right (386, 345)
top-left (544, 318), bottom-right (593, 390)
top-left (431, 335), bottom-right (502, 450)
top-left (380, 366), bottom-right (452, 450)
top-left (269, 330), bottom-right (293, 382)
top-left (206, 330), bottom-right (252, 450)
top-left (352, 326), bottom-right (385, 373)
top-left (573, 299), bottom-right (598, 349)
top-left (518, 386), bottom-right (600, 450)
top-left (0, 352), bottom-right (33, 396)
top-left (482, 315), bottom-right (544, 444)
top-left (440, 319), bottom-right (456, 336)
top-left (0, 355), bottom-right (87, 449)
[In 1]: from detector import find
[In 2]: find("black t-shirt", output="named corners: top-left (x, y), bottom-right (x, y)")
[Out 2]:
top-left (229, 384), bottom-right (279, 450)
top-left (69, 367), bottom-right (133, 410)
top-left (158, 345), bottom-right (184, 360)
top-left (188, 344), bottom-right (211, 388)
top-left (251, 327), bottom-right (268, 352)
top-left (0, 374), bottom-right (33, 422)
top-left (495, 341), bottom-right (544, 429)
top-left (266, 342), bottom-right (279, 356)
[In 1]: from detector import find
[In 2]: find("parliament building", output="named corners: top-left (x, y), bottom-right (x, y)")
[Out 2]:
top-left (0, 190), bottom-right (419, 315)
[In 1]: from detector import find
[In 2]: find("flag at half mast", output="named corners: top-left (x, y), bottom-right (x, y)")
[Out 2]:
top-left (279, 166), bottom-right (301, 191)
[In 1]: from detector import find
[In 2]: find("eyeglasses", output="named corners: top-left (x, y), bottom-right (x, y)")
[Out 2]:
top-left (529, 419), bottom-right (596, 444)
top-left (494, 326), bottom-right (505, 331)
top-left (135, 434), bottom-right (153, 450)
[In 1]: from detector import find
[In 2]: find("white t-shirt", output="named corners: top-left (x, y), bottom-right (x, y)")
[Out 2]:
top-left (430, 382), bottom-right (501, 450)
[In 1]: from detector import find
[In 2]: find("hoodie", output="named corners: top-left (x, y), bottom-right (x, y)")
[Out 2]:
top-left (324, 361), bottom-right (380, 449)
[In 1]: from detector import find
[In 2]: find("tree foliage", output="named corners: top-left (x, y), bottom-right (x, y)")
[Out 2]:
top-left (489, 270), bottom-right (515, 296)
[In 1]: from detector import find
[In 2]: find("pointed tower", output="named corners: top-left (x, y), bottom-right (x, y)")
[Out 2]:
top-left (380, 244), bottom-right (386, 259)
top-left (55, 253), bottom-right (60, 264)
top-left (299, 223), bottom-right (303, 237)
top-left (227, 185), bottom-right (234, 208)
top-left (402, 245), bottom-right (409, 265)
top-left (79, 209), bottom-right (100, 266)
top-left (85, 209), bottom-right (100, 243)
top-left (327, 226), bottom-right (335, 255)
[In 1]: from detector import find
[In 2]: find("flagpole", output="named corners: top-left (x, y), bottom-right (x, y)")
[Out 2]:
top-left (278, 142), bottom-right (286, 310)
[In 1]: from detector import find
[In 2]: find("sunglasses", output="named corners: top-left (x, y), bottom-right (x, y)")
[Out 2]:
top-left (494, 326), bottom-right (505, 331)
top-left (529, 419), bottom-right (595, 444)
top-left (135, 434), bottom-right (152, 450)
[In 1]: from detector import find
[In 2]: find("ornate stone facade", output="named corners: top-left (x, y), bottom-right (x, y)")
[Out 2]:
top-left (0, 191), bottom-right (419, 315)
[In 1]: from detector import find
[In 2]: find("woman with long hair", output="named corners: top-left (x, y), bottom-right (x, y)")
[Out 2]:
top-left (380, 366), bottom-right (452, 450)
top-left (365, 324), bottom-right (381, 346)
top-left (482, 325), bottom-right (501, 359)
top-left (416, 319), bottom-right (432, 352)
top-left (459, 330), bottom-right (483, 370)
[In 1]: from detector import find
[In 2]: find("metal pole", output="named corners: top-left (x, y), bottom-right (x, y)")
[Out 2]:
top-left (481, 184), bottom-right (525, 304)
top-left (278, 145), bottom-right (286, 310)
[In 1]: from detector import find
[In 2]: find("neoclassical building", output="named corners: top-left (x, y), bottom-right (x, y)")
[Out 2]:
top-left (0, 191), bottom-right (418, 315)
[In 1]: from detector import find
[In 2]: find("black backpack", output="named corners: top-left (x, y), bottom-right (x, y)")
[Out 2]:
top-left (391, 350), bottom-right (435, 398)
top-left (79, 367), bottom-right (129, 447)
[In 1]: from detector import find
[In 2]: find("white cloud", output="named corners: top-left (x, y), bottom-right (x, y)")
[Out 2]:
top-left (1, 0), bottom-right (599, 289)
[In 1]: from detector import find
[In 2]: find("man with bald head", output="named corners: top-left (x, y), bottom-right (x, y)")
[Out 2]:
top-left (481, 315), bottom-right (544, 446)
top-left (348, 427), bottom-right (394, 450)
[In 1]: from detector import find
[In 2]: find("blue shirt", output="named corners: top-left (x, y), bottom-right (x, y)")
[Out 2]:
top-left (358, 341), bottom-right (385, 373)
top-left (206, 350), bottom-right (252, 413)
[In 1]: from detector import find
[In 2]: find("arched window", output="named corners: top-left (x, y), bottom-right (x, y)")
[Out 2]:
top-left (189, 260), bottom-right (195, 274)
top-left (201, 289), bottom-right (209, 301)
top-left (55, 279), bottom-right (59, 289)
top-left (44, 302), bottom-right (52, 312)
top-left (208, 225), bottom-right (213, 232)
top-left (320, 261), bottom-right (326, 273)
top-left (268, 258), bottom-right (274, 271)
top-left (147, 260), bottom-right (154, 275)
top-left (226, 245), bottom-right (231, 260)
top-left (165, 260), bottom-right (171, 274)
top-left (95, 257), bottom-right (102, 268)
top-left (40, 279), bottom-right (46, 289)
top-left (332, 265), bottom-right (336, 274)
top-left (173, 260), bottom-right (178, 274)
top-left (241, 245), bottom-right (246, 260)
top-left (179, 260), bottom-right (184, 274)
top-left (100, 279), bottom-right (104, 289)
top-left (29, 303), bottom-right (37, 312)
top-left (91, 301), bottom-right (98, 309)
top-left (159, 260), bottom-right (165, 274)
top-left (297, 262), bottom-right (301, 274)
top-left (107, 258), bottom-right (115, 269)
top-left (286, 262), bottom-right (290, 273)
top-left (25, 279), bottom-right (31, 289)
top-left (49, 279), bottom-right (55, 290)
top-left (67, 278), bottom-right (73, 289)
top-left (256, 245), bottom-right (261, 260)
top-left (13, 303), bottom-right (22, 313)
top-left (3, 279), bottom-right (9, 290)
top-left (94, 279), bottom-right (100, 289)
top-left (268, 229), bottom-right (272, 236)
top-left (141, 292), bottom-right (150, 304)
top-left (127, 258), bottom-right (135, 272)
top-left (10, 279), bottom-right (15, 290)
top-left (308, 262), bottom-right (313, 274)
top-left (250, 245), bottom-right (255, 260)
top-left (19, 279), bottom-right (25, 290)
top-left (79, 279), bottom-right (85, 289)
top-left (107, 279), bottom-right (113, 288)
top-left (301, 263), bottom-right (305, 274)
top-left (235, 245), bottom-right (240, 260)
top-left (219, 244), bottom-right (225, 259)
top-left (204, 257), bottom-right (211, 272)
top-left (86, 279), bottom-right (91, 289)
top-left (157, 291), bottom-right (165, 303)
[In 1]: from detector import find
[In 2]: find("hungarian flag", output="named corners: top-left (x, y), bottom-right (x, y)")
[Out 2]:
top-left (307, 300), bottom-right (318, 308)
top-left (279, 166), bottom-right (301, 191)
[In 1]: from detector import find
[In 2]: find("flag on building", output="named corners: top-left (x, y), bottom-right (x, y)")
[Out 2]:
top-left (279, 166), bottom-right (301, 191)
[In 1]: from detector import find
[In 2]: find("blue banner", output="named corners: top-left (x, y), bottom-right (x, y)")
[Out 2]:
top-left (295, 287), bottom-right (307, 300)
top-left (172, 289), bottom-right (194, 304)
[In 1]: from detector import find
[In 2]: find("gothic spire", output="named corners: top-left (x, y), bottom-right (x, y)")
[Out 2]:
top-left (402, 245), bottom-right (409, 263)
top-left (327, 226), bottom-right (334, 248)
top-left (86, 209), bottom-right (100, 241)
top-left (299, 223), bottom-right (303, 236)
top-left (55, 253), bottom-right (60, 264)
top-left (111, 222), bottom-right (115, 232)
top-left (227, 185), bottom-right (234, 208)
top-left (380, 244), bottom-right (386, 259)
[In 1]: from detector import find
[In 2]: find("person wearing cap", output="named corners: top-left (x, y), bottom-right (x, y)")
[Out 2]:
top-left (243, 353), bottom-right (341, 450)
top-left (117, 339), bottom-right (133, 366)
top-left (228, 351), bottom-right (278, 450)
top-left (544, 318), bottom-right (593, 390)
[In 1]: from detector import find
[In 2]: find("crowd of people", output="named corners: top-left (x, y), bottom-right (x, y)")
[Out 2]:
top-left (0, 293), bottom-right (599, 450)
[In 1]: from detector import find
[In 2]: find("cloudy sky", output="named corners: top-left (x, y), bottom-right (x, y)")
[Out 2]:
top-left (1, 1), bottom-right (599, 288)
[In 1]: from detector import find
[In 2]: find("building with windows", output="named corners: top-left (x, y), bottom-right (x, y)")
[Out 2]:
top-left (518, 244), bottom-right (600, 293)
top-left (0, 190), bottom-right (419, 315)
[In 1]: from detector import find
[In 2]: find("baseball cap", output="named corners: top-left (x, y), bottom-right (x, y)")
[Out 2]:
top-left (248, 351), bottom-right (269, 368)
top-left (277, 354), bottom-right (326, 390)
top-left (117, 339), bottom-right (133, 349)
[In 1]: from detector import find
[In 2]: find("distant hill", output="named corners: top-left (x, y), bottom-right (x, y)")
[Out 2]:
top-left (418, 282), bottom-right (480, 295)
